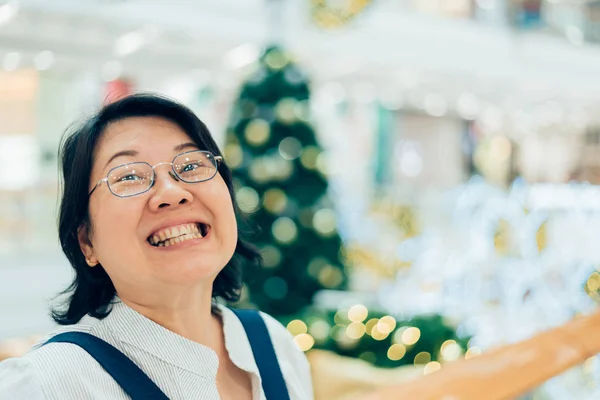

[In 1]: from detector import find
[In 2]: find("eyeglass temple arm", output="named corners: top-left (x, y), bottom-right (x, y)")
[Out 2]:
top-left (89, 178), bottom-right (108, 196)
top-left (214, 156), bottom-right (223, 165)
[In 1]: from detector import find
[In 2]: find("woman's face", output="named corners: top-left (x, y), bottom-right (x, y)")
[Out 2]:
top-left (80, 116), bottom-right (238, 296)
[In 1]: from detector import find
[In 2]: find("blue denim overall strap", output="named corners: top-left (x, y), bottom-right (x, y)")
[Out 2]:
top-left (230, 308), bottom-right (291, 400)
top-left (44, 332), bottom-right (169, 399)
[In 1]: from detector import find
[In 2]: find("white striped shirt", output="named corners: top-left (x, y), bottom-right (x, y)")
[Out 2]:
top-left (0, 299), bottom-right (314, 399)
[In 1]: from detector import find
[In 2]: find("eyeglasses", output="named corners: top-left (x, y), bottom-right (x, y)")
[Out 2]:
top-left (89, 150), bottom-right (223, 198)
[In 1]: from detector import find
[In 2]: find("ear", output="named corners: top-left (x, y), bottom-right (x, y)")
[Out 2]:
top-left (78, 224), bottom-right (98, 266)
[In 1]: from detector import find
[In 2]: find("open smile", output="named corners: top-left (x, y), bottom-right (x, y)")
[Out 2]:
top-left (147, 222), bottom-right (210, 248)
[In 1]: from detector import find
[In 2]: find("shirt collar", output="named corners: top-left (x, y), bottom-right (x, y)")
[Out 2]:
top-left (98, 299), bottom-right (260, 379)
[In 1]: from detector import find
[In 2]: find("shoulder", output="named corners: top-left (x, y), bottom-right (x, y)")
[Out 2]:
top-left (258, 311), bottom-right (314, 399)
top-left (0, 356), bottom-right (46, 399)
top-left (0, 339), bottom-right (94, 400)
top-left (221, 306), bottom-right (314, 399)
top-left (0, 319), bottom-right (117, 399)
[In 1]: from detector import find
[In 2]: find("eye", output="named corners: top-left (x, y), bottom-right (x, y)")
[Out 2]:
top-left (181, 162), bottom-right (202, 172)
top-left (117, 173), bottom-right (145, 182)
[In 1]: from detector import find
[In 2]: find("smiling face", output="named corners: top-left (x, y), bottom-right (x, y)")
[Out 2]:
top-left (79, 116), bottom-right (238, 299)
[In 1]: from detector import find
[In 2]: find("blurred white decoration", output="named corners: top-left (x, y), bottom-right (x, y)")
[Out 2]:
top-left (3, 52), bottom-right (20, 71)
top-left (315, 82), bottom-right (346, 107)
top-left (161, 76), bottom-right (197, 104)
top-left (424, 94), bottom-right (447, 117)
top-left (223, 43), bottom-right (261, 70)
top-left (114, 26), bottom-right (160, 57)
top-left (565, 25), bottom-right (584, 46)
top-left (396, 141), bottom-right (423, 178)
top-left (352, 83), bottom-right (376, 104)
top-left (101, 60), bottom-right (122, 82)
top-left (341, 177), bottom-right (600, 399)
top-left (457, 92), bottom-right (480, 120)
top-left (480, 106), bottom-right (503, 132)
top-left (380, 89), bottom-right (404, 110)
top-left (475, 0), bottom-right (495, 10)
top-left (0, 1), bottom-right (18, 26)
top-left (0, 135), bottom-right (39, 191)
top-left (114, 31), bottom-right (145, 57)
top-left (34, 51), bottom-right (54, 71)
top-left (398, 68), bottom-right (420, 88)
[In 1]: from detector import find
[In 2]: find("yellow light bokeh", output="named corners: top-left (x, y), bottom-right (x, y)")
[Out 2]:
top-left (286, 319), bottom-right (308, 336)
top-left (294, 333), bottom-right (315, 352)
top-left (271, 217), bottom-right (298, 244)
top-left (402, 327), bottom-right (421, 345)
top-left (379, 316), bottom-right (397, 332)
top-left (371, 324), bottom-right (390, 341)
top-left (587, 272), bottom-right (600, 292)
top-left (387, 344), bottom-right (407, 361)
top-left (236, 186), bottom-right (259, 214)
top-left (346, 322), bottom-right (366, 339)
top-left (334, 309), bottom-right (350, 325)
top-left (465, 346), bottom-right (482, 360)
top-left (317, 265), bottom-right (344, 289)
top-left (300, 146), bottom-right (320, 170)
top-left (440, 340), bottom-right (462, 362)
top-left (365, 318), bottom-right (379, 336)
top-left (309, 320), bottom-right (331, 342)
top-left (376, 321), bottom-right (391, 335)
top-left (263, 188), bottom-right (288, 215)
top-left (244, 118), bottom-right (270, 146)
top-left (347, 304), bottom-right (368, 322)
top-left (423, 361), bottom-right (442, 375)
top-left (224, 144), bottom-right (243, 168)
top-left (393, 327), bottom-right (406, 344)
top-left (312, 208), bottom-right (337, 237)
top-left (414, 351), bottom-right (431, 365)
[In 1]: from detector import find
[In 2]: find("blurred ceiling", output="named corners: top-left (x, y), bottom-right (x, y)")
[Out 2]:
top-left (2, 0), bottom-right (600, 115)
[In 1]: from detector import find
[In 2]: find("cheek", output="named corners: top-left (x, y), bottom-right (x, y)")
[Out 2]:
top-left (209, 179), bottom-right (238, 251)
top-left (89, 198), bottom-right (142, 260)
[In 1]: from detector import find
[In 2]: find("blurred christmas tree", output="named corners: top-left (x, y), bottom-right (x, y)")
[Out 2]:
top-left (226, 46), bottom-right (347, 317)
top-left (225, 46), bottom-right (466, 369)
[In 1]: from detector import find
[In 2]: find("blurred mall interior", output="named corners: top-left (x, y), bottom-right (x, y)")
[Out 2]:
top-left (3, 0), bottom-right (600, 398)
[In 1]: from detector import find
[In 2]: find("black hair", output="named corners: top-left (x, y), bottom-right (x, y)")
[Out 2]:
top-left (52, 93), bottom-right (261, 325)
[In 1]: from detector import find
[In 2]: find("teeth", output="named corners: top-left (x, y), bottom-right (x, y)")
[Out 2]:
top-left (150, 223), bottom-right (207, 247)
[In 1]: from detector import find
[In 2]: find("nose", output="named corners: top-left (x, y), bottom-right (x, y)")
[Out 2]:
top-left (148, 164), bottom-right (193, 211)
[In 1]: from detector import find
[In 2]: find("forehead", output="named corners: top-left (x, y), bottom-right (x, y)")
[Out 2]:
top-left (97, 116), bottom-right (191, 156)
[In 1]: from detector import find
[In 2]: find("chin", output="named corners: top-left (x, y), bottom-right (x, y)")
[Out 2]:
top-left (160, 258), bottom-right (226, 284)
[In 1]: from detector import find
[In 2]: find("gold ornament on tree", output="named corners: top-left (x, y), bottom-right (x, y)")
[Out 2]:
top-left (494, 218), bottom-right (512, 256)
top-left (344, 244), bottom-right (411, 279)
top-left (311, 0), bottom-right (374, 29)
top-left (244, 119), bottom-right (270, 146)
top-left (536, 220), bottom-right (547, 253)
top-left (263, 188), bottom-right (288, 214)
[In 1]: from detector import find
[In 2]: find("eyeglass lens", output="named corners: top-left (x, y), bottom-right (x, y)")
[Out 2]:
top-left (107, 151), bottom-right (218, 197)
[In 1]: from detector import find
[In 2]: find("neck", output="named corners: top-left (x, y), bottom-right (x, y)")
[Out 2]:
top-left (118, 287), bottom-right (220, 348)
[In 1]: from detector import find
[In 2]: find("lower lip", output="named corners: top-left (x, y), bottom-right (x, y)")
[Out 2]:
top-left (148, 229), bottom-right (211, 251)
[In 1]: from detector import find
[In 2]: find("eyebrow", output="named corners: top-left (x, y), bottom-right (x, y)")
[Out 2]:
top-left (104, 142), bottom-right (200, 169)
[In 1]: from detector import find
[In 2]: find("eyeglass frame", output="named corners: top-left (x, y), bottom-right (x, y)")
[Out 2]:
top-left (88, 149), bottom-right (223, 198)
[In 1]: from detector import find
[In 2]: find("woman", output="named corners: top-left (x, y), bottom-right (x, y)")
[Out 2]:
top-left (0, 94), bottom-right (313, 399)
